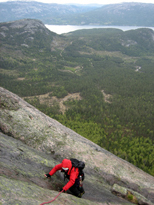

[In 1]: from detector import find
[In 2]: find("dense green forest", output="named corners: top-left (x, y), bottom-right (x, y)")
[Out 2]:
top-left (0, 21), bottom-right (154, 176)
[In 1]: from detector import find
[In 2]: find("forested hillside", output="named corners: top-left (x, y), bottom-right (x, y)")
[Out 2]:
top-left (0, 1), bottom-right (97, 24)
top-left (69, 2), bottom-right (154, 26)
top-left (0, 19), bottom-right (154, 176)
top-left (0, 1), bottom-right (154, 26)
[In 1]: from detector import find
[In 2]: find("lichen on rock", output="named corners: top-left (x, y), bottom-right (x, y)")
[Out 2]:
top-left (1, 86), bottom-right (154, 205)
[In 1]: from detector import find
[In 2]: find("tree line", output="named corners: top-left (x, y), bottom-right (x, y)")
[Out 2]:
top-left (1, 28), bottom-right (154, 176)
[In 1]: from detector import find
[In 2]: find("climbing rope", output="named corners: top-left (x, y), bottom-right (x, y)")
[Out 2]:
top-left (40, 190), bottom-right (64, 205)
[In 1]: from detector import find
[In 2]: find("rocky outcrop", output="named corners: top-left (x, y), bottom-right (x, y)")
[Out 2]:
top-left (112, 184), bottom-right (154, 205)
top-left (0, 86), bottom-right (154, 205)
top-left (0, 19), bottom-right (56, 50)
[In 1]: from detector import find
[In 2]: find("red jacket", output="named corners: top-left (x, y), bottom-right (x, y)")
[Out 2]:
top-left (49, 159), bottom-right (79, 191)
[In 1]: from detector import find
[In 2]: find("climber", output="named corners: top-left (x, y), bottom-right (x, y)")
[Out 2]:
top-left (45, 158), bottom-right (85, 198)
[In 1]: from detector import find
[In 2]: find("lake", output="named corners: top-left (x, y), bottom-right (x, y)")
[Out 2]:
top-left (45, 25), bottom-right (154, 34)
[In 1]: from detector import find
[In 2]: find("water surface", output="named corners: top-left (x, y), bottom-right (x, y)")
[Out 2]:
top-left (45, 24), bottom-right (154, 34)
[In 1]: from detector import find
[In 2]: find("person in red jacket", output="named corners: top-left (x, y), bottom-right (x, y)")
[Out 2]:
top-left (45, 159), bottom-right (85, 198)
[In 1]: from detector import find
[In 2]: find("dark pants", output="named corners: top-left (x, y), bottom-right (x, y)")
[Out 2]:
top-left (61, 171), bottom-right (85, 198)
top-left (69, 180), bottom-right (85, 198)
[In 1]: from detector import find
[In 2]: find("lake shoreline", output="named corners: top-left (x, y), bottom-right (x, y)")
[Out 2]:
top-left (45, 24), bottom-right (154, 34)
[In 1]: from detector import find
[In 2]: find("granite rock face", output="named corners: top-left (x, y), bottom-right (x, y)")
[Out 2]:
top-left (0, 86), bottom-right (154, 205)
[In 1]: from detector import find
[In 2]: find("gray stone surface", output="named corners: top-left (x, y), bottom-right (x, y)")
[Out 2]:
top-left (1, 86), bottom-right (154, 205)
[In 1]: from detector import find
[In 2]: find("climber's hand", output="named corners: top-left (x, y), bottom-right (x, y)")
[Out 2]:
top-left (45, 173), bottom-right (51, 178)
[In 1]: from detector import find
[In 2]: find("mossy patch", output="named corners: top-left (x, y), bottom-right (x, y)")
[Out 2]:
top-left (0, 94), bottom-right (20, 111)
top-left (126, 191), bottom-right (138, 204)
